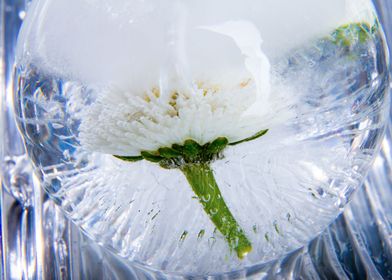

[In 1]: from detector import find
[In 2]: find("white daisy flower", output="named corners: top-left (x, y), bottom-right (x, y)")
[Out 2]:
top-left (76, 21), bottom-right (293, 258)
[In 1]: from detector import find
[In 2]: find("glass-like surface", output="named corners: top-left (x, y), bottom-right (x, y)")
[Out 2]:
top-left (0, 1), bottom-right (391, 279)
top-left (13, 0), bottom-right (390, 275)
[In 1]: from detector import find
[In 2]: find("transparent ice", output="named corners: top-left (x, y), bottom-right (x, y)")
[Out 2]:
top-left (13, 0), bottom-right (390, 276)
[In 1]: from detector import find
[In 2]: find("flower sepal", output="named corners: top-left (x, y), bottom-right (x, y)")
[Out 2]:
top-left (114, 129), bottom-right (268, 167)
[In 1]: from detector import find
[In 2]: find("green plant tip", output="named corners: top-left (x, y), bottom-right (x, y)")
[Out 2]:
top-left (230, 129), bottom-right (269, 146)
top-left (113, 155), bottom-right (143, 162)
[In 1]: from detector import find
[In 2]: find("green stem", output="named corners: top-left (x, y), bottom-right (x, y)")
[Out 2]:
top-left (181, 163), bottom-right (252, 259)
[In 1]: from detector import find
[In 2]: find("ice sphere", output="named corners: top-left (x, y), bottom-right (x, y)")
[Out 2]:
top-left (14, 0), bottom-right (389, 276)
top-left (17, 0), bottom-right (375, 85)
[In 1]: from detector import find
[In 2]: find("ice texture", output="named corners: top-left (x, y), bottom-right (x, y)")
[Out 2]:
top-left (13, 0), bottom-right (389, 276)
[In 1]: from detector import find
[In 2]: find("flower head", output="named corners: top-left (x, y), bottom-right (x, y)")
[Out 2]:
top-left (79, 75), bottom-right (280, 157)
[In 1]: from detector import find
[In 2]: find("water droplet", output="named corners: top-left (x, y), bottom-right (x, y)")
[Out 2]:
top-left (197, 230), bottom-right (205, 240)
top-left (151, 211), bottom-right (160, 220)
top-left (19, 11), bottom-right (26, 20)
top-left (202, 194), bottom-right (211, 202)
top-left (179, 231), bottom-right (188, 243)
top-left (317, 187), bottom-right (326, 197)
top-left (287, 213), bottom-right (292, 223)
top-left (208, 237), bottom-right (216, 248)
top-left (264, 233), bottom-right (270, 242)
top-left (273, 221), bottom-right (281, 234)
top-left (52, 123), bottom-right (64, 129)
top-left (209, 208), bottom-right (218, 215)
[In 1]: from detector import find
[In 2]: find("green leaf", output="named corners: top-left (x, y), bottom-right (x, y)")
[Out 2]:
top-left (113, 155), bottom-right (143, 162)
top-left (183, 139), bottom-right (202, 158)
top-left (229, 129), bottom-right (268, 146)
top-left (171, 143), bottom-right (184, 153)
top-left (141, 151), bottom-right (163, 163)
top-left (205, 137), bottom-right (229, 155)
top-left (331, 22), bottom-right (372, 47)
top-left (158, 147), bottom-right (182, 158)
